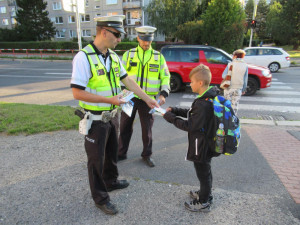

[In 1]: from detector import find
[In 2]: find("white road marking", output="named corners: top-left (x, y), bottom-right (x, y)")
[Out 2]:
top-left (241, 97), bottom-right (300, 104)
top-left (258, 91), bottom-right (300, 95)
top-left (45, 73), bottom-right (71, 75)
top-left (267, 86), bottom-right (293, 90)
top-left (0, 75), bottom-right (70, 79)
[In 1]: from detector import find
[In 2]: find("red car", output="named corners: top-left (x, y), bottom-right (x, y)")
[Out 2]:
top-left (161, 45), bottom-right (272, 96)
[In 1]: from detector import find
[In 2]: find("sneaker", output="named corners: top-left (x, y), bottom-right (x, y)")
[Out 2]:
top-left (189, 190), bottom-right (213, 204)
top-left (184, 199), bottom-right (211, 212)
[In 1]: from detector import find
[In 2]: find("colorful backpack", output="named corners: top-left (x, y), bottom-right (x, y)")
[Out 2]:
top-left (207, 95), bottom-right (241, 155)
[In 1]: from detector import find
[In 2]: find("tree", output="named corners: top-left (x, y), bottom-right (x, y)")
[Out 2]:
top-left (175, 20), bottom-right (203, 44)
top-left (267, 0), bottom-right (299, 49)
top-left (255, 0), bottom-right (269, 39)
top-left (245, 0), bottom-right (254, 29)
top-left (201, 0), bottom-right (246, 52)
top-left (266, 1), bottom-right (285, 44)
top-left (281, 0), bottom-right (300, 49)
top-left (144, 0), bottom-right (199, 38)
top-left (194, 0), bottom-right (211, 19)
top-left (15, 0), bottom-right (56, 41)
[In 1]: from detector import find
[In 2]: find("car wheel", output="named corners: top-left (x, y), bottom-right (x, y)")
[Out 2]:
top-left (245, 77), bottom-right (258, 96)
top-left (268, 62), bottom-right (280, 73)
top-left (170, 74), bottom-right (182, 93)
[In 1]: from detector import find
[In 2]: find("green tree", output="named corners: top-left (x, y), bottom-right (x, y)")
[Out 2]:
top-left (245, 0), bottom-right (254, 29)
top-left (201, 0), bottom-right (246, 52)
top-left (144, 0), bottom-right (199, 38)
top-left (266, 1), bottom-right (285, 44)
top-left (267, 0), bottom-right (299, 49)
top-left (15, 0), bottom-right (56, 41)
top-left (255, 0), bottom-right (269, 39)
top-left (194, 0), bottom-right (211, 19)
top-left (175, 20), bottom-right (204, 44)
top-left (281, 0), bottom-right (300, 49)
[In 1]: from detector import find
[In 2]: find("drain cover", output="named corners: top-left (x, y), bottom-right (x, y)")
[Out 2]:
top-left (258, 115), bottom-right (286, 121)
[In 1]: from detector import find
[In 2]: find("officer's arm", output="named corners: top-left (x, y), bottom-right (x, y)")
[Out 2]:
top-left (121, 76), bottom-right (159, 108)
top-left (72, 88), bottom-right (124, 106)
top-left (159, 54), bottom-right (171, 97)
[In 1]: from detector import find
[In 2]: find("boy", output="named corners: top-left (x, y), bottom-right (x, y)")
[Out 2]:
top-left (163, 64), bottom-right (220, 212)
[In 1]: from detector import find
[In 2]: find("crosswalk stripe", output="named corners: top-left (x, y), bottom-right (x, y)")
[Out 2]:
top-left (267, 86), bottom-right (293, 90)
top-left (241, 97), bottom-right (300, 104)
top-left (179, 101), bottom-right (300, 113)
top-left (271, 82), bottom-right (285, 84)
top-left (258, 91), bottom-right (300, 95)
top-left (238, 104), bottom-right (300, 113)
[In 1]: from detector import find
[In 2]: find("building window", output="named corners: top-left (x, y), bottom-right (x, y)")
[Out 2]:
top-left (0, 6), bottom-right (6, 13)
top-left (56, 30), bottom-right (65, 38)
top-left (95, 5), bottom-right (100, 9)
top-left (11, 18), bottom-right (16, 24)
top-left (53, 2), bottom-right (62, 10)
top-left (82, 29), bottom-right (91, 37)
top-left (55, 16), bottom-right (63, 24)
top-left (69, 30), bottom-right (77, 38)
top-left (81, 14), bottom-right (90, 22)
top-left (68, 15), bottom-right (75, 23)
top-left (2, 18), bottom-right (9, 25)
top-left (106, 0), bottom-right (117, 5)
top-left (107, 12), bottom-right (118, 16)
top-left (96, 13), bottom-right (101, 17)
top-left (85, 0), bottom-right (89, 6)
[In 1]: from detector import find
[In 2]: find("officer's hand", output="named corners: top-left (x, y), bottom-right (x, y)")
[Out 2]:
top-left (158, 95), bottom-right (166, 106)
top-left (110, 95), bottom-right (126, 106)
top-left (146, 98), bottom-right (159, 109)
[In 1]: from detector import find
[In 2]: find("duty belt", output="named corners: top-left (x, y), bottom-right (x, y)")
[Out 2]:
top-left (91, 108), bottom-right (119, 123)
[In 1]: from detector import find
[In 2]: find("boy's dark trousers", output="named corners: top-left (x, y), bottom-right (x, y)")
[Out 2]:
top-left (194, 158), bottom-right (212, 203)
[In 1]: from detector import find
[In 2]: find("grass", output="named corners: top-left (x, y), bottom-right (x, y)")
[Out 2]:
top-left (0, 102), bottom-right (80, 135)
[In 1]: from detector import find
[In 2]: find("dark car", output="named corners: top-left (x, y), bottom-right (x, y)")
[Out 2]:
top-left (161, 45), bottom-right (272, 96)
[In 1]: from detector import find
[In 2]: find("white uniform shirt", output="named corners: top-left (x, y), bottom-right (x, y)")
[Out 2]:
top-left (71, 50), bottom-right (127, 89)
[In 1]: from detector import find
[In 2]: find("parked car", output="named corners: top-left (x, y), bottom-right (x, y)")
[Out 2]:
top-left (243, 47), bottom-right (290, 73)
top-left (161, 45), bottom-right (272, 96)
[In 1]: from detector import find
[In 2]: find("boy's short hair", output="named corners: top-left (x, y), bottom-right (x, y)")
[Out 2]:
top-left (189, 64), bottom-right (211, 86)
top-left (233, 49), bottom-right (246, 58)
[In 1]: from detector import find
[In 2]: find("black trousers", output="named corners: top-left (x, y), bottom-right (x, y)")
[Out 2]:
top-left (118, 98), bottom-right (154, 158)
top-left (84, 115), bottom-right (119, 205)
top-left (193, 158), bottom-right (212, 204)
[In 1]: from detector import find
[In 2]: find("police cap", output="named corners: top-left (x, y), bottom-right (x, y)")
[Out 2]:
top-left (135, 26), bottom-right (157, 41)
top-left (94, 15), bottom-right (126, 34)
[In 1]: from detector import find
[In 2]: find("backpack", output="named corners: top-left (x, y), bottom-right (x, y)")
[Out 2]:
top-left (207, 95), bottom-right (241, 155)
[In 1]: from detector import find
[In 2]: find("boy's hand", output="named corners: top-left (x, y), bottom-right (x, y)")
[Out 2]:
top-left (166, 107), bottom-right (172, 112)
top-left (163, 111), bottom-right (176, 123)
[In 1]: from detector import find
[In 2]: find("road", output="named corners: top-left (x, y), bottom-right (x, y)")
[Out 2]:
top-left (1, 59), bottom-right (299, 119)
top-left (0, 59), bottom-right (300, 221)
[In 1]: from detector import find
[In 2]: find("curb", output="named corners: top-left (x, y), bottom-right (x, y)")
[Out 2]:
top-left (241, 119), bottom-right (300, 127)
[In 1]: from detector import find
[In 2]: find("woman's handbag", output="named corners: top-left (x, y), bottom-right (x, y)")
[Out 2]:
top-left (220, 64), bottom-right (233, 89)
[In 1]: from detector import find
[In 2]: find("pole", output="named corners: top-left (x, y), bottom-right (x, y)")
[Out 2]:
top-left (75, 0), bottom-right (82, 50)
top-left (249, 0), bottom-right (258, 47)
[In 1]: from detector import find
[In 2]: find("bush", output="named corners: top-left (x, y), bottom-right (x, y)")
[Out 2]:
top-left (175, 20), bottom-right (203, 44)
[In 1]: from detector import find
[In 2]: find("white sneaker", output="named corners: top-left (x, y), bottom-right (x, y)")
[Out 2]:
top-left (189, 190), bottom-right (213, 204)
top-left (184, 199), bottom-right (211, 212)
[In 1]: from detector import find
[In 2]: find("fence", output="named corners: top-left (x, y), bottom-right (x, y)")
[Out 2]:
top-left (0, 49), bottom-right (126, 59)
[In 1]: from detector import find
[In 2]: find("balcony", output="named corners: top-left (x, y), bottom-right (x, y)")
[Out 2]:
top-left (123, 0), bottom-right (141, 10)
top-left (125, 18), bottom-right (141, 26)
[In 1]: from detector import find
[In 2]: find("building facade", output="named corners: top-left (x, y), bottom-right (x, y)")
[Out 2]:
top-left (0, 0), bottom-right (158, 41)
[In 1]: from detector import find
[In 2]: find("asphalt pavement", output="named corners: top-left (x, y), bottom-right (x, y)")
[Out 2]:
top-left (1, 117), bottom-right (300, 224)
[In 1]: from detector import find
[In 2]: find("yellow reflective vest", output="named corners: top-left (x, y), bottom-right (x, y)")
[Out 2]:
top-left (122, 45), bottom-right (170, 97)
top-left (79, 44), bottom-right (121, 111)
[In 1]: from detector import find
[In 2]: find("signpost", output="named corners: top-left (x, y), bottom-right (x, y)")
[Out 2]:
top-left (249, 0), bottom-right (258, 47)
top-left (62, 0), bottom-right (85, 50)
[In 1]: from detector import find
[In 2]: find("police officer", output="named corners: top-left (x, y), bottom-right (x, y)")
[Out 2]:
top-left (71, 16), bottom-right (159, 215)
top-left (118, 26), bottom-right (170, 167)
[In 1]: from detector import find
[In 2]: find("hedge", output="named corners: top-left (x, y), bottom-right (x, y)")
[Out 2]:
top-left (0, 41), bottom-right (156, 51)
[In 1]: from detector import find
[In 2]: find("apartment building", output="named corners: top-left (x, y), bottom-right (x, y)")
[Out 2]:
top-left (0, 0), bottom-right (157, 41)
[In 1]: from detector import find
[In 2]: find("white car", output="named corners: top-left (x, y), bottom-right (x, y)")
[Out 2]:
top-left (243, 47), bottom-right (290, 72)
